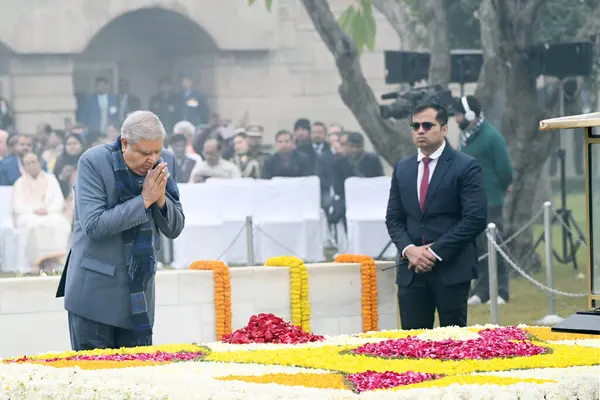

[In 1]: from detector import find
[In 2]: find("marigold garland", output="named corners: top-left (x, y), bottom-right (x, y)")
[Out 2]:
top-left (334, 254), bottom-right (378, 332)
top-left (189, 260), bottom-right (232, 340)
top-left (264, 256), bottom-right (311, 332)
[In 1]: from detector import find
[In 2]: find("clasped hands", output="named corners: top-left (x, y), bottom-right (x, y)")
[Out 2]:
top-left (142, 162), bottom-right (168, 209)
top-left (405, 243), bottom-right (437, 273)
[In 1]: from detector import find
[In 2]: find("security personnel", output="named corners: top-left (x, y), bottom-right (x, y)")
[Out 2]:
top-left (149, 78), bottom-right (180, 133)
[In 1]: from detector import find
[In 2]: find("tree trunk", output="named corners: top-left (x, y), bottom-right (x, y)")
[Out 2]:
top-left (300, 0), bottom-right (415, 164)
top-left (474, 0), bottom-right (507, 129)
top-left (423, 0), bottom-right (451, 86)
top-left (475, 0), bottom-right (552, 273)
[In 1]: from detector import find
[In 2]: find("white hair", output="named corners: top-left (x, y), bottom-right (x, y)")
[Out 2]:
top-left (121, 110), bottom-right (166, 143)
top-left (173, 120), bottom-right (196, 136)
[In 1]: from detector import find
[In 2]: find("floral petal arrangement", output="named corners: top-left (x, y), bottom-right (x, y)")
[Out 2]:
top-left (1, 316), bottom-right (599, 399)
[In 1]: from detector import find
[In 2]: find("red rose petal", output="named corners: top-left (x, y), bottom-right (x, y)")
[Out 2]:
top-left (346, 370), bottom-right (442, 393)
top-left (351, 327), bottom-right (546, 360)
top-left (221, 313), bottom-right (325, 345)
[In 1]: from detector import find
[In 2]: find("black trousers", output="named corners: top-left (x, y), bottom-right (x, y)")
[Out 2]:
top-left (472, 206), bottom-right (510, 302)
top-left (397, 271), bottom-right (471, 330)
top-left (68, 312), bottom-right (152, 351)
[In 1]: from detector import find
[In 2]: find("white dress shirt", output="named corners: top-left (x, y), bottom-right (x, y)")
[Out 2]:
top-left (401, 140), bottom-right (446, 261)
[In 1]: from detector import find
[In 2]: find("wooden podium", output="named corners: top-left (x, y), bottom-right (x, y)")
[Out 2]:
top-left (540, 112), bottom-right (600, 334)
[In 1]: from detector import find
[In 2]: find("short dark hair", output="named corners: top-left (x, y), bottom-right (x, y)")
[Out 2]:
top-left (234, 132), bottom-right (248, 140)
top-left (411, 103), bottom-right (449, 126)
top-left (276, 130), bottom-right (292, 140)
top-left (346, 132), bottom-right (364, 146)
top-left (455, 95), bottom-right (482, 118)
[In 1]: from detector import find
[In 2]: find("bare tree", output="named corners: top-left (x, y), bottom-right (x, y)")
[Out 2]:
top-left (422, 0), bottom-right (451, 86)
top-left (300, 0), bottom-right (415, 164)
top-left (371, 0), bottom-right (420, 49)
top-left (475, 0), bottom-right (553, 270)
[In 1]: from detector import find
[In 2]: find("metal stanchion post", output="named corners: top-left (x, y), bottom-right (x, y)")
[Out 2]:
top-left (536, 202), bottom-right (564, 325)
top-left (245, 216), bottom-right (255, 267)
top-left (487, 223), bottom-right (499, 325)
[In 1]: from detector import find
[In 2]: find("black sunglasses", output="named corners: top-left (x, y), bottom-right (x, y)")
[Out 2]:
top-left (410, 122), bottom-right (437, 131)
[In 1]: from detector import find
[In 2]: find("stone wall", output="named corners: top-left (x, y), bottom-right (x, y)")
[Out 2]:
top-left (0, 262), bottom-right (398, 358)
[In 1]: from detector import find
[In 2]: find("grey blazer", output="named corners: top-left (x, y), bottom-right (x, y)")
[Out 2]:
top-left (57, 144), bottom-right (185, 329)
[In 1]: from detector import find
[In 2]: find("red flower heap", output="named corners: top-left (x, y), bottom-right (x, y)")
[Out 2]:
top-left (222, 313), bottom-right (325, 344)
top-left (346, 370), bottom-right (443, 393)
top-left (351, 326), bottom-right (546, 360)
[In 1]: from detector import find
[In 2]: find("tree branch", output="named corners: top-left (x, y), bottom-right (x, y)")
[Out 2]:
top-left (300, 0), bottom-right (415, 164)
top-left (422, 0), bottom-right (451, 86)
top-left (371, 0), bottom-right (419, 49)
top-left (518, 0), bottom-right (548, 25)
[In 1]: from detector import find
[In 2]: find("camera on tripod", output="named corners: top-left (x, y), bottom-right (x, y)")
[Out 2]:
top-left (379, 84), bottom-right (456, 120)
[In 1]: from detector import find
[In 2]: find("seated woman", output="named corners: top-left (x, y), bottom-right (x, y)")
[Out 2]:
top-left (11, 152), bottom-right (71, 275)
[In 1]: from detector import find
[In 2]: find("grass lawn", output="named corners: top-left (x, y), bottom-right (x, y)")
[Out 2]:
top-left (0, 192), bottom-right (591, 327)
top-left (469, 192), bottom-right (589, 326)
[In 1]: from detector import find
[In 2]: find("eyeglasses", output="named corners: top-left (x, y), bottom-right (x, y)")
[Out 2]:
top-left (410, 122), bottom-right (437, 131)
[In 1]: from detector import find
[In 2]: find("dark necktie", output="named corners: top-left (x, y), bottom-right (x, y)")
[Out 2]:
top-left (419, 157), bottom-right (431, 211)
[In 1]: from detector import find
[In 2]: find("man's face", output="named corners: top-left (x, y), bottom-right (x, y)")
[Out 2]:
top-left (346, 142), bottom-right (363, 157)
top-left (22, 153), bottom-right (41, 177)
top-left (17, 136), bottom-right (33, 157)
top-left (95, 81), bottom-right (109, 94)
top-left (328, 134), bottom-right (343, 154)
top-left (182, 77), bottom-right (193, 91)
top-left (234, 136), bottom-right (249, 154)
top-left (203, 142), bottom-right (220, 166)
top-left (276, 133), bottom-right (294, 153)
top-left (411, 108), bottom-right (447, 153)
top-left (454, 112), bottom-right (470, 130)
top-left (311, 124), bottom-right (326, 144)
top-left (294, 128), bottom-right (310, 142)
top-left (171, 140), bottom-right (187, 158)
top-left (328, 125), bottom-right (342, 135)
top-left (122, 138), bottom-right (164, 175)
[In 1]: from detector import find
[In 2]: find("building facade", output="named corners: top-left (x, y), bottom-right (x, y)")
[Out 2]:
top-left (0, 0), bottom-right (403, 139)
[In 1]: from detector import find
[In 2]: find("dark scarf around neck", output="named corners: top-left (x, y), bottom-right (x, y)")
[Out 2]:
top-left (111, 136), bottom-right (179, 336)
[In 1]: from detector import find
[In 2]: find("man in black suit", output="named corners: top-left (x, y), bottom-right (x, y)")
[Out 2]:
top-left (385, 103), bottom-right (487, 330)
top-left (117, 78), bottom-right (141, 125)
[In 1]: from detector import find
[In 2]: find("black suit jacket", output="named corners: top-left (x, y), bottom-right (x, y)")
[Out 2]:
top-left (175, 156), bottom-right (197, 183)
top-left (262, 151), bottom-right (313, 179)
top-left (385, 145), bottom-right (487, 287)
top-left (333, 152), bottom-right (384, 198)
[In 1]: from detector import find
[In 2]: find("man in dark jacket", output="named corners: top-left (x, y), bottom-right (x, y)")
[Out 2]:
top-left (263, 130), bottom-right (312, 179)
top-left (455, 95), bottom-right (513, 305)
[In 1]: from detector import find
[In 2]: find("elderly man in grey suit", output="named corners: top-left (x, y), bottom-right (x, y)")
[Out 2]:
top-left (56, 110), bottom-right (185, 351)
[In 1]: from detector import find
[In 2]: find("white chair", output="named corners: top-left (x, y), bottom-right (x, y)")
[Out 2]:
top-left (251, 179), bottom-right (305, 263)
top-left (205, 178), bottom-right (257, 265)
top-left (272, 176), bottom-right (324, 261)
top-left (344, 177), bottom-right (396, 258)
top-left (0, 186), bottom-right (29, 273)
top-left (172, 184), bottom-right (224, 269)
